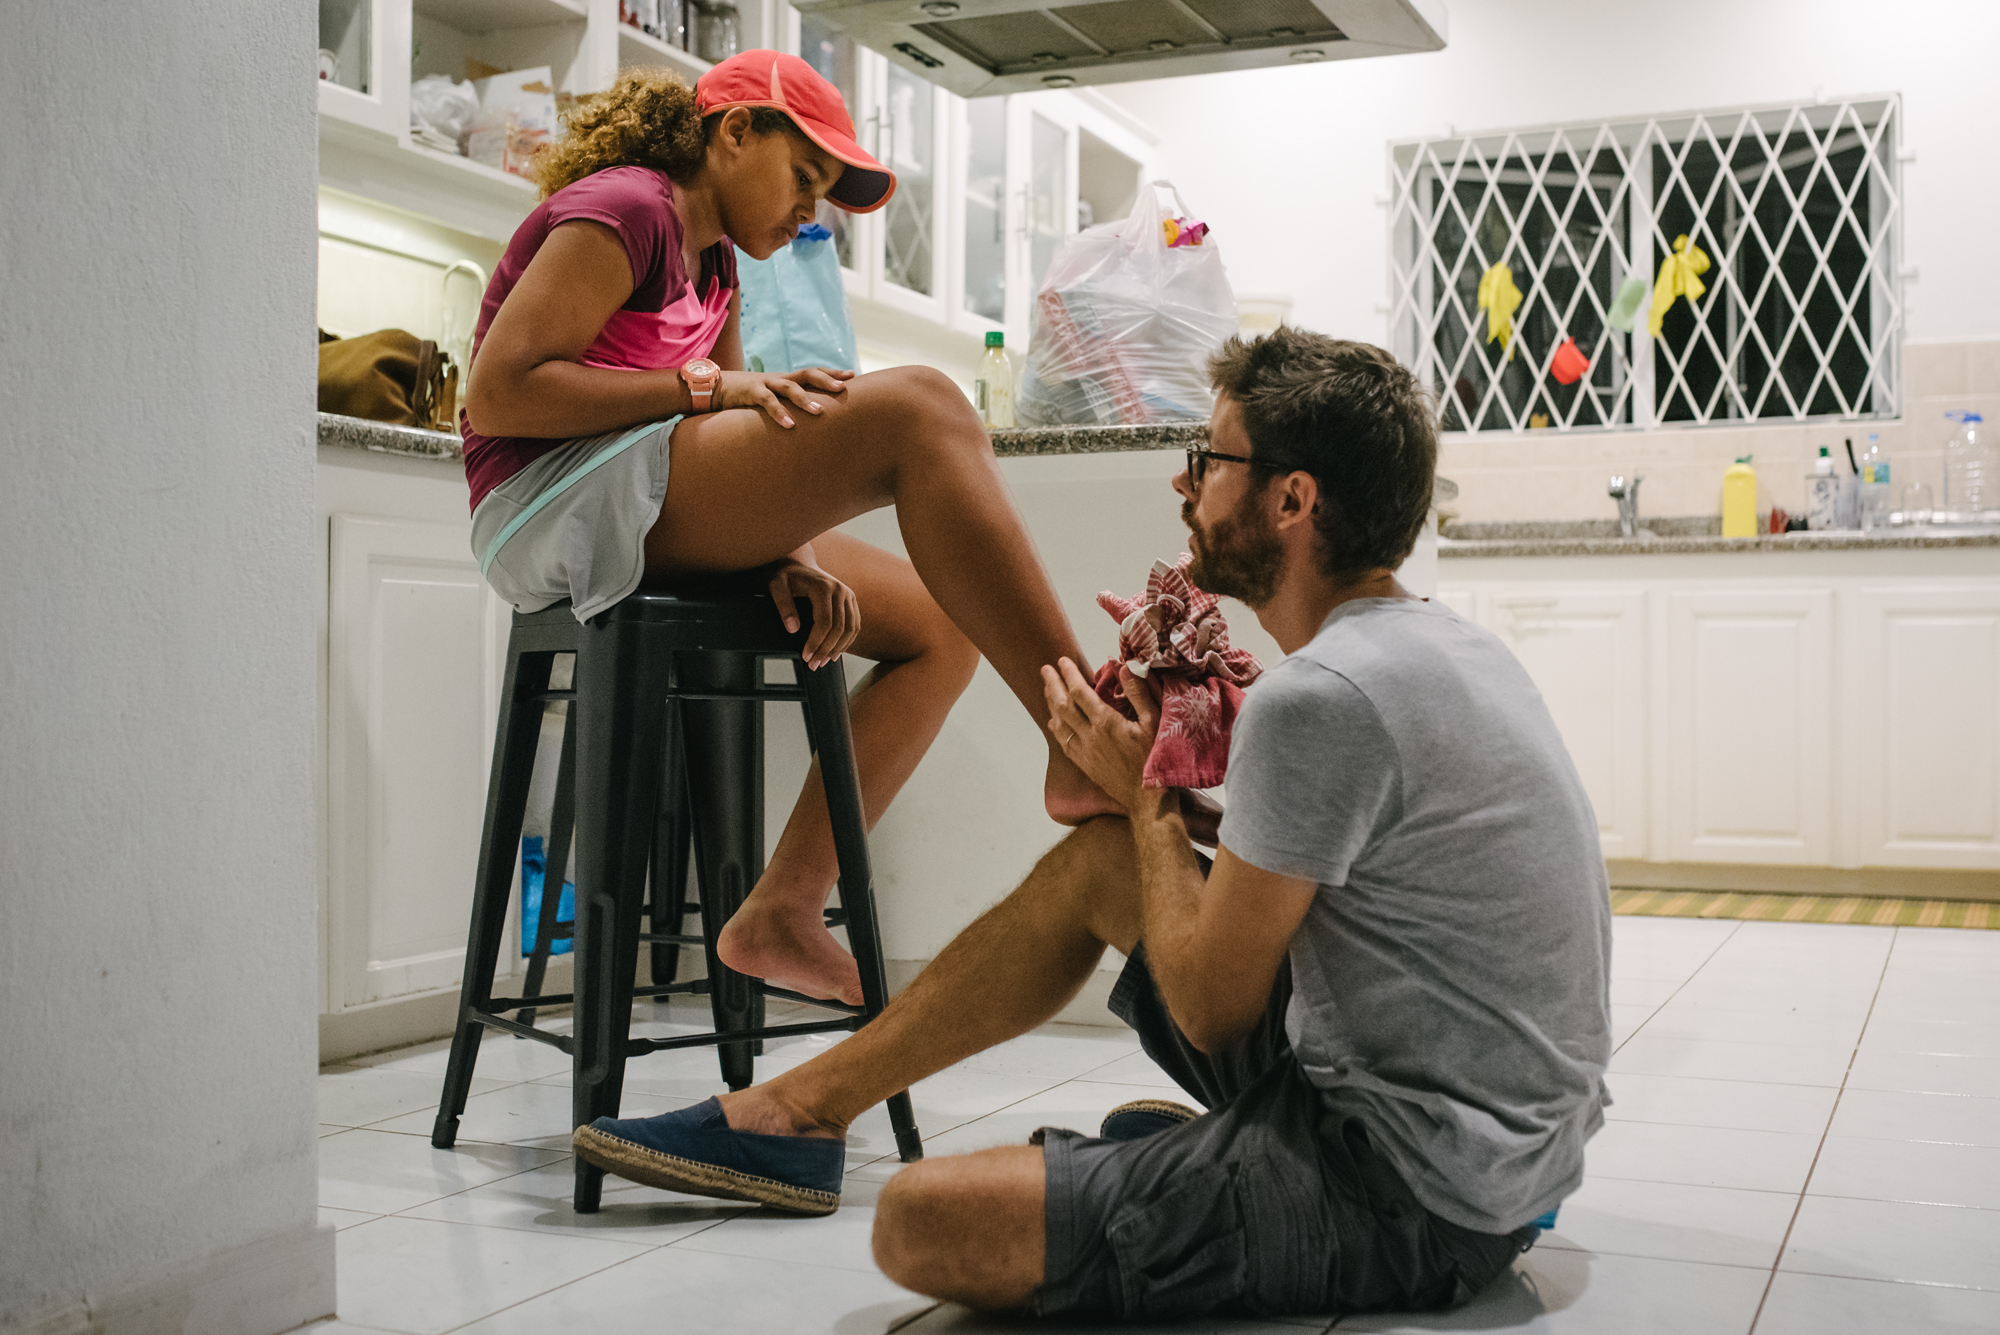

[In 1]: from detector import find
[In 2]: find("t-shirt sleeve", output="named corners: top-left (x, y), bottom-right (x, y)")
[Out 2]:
top-left (544, 167), bottom-right (684, 311)
top-left (1216, 661), bottom-right (1401, 886)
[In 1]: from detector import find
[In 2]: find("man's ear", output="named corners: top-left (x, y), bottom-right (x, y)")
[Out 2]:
top-left (1274, 471), bottom-right (1319, 533)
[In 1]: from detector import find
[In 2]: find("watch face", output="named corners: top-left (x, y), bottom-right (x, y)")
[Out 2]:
top-left (684, 358), bottom-right (720, 381)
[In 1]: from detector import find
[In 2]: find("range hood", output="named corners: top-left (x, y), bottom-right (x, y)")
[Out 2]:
top-left (794, 0), bottom-right (1448, 98)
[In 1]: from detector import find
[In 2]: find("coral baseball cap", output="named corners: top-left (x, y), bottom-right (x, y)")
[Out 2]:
top-left (695, 50), bottom-right (896, 214)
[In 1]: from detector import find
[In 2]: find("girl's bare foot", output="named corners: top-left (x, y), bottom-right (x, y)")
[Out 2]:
top-left (716, 895), bottom-right (865, 1006)
top-left (1043, 746), bottom-right (1123, 825)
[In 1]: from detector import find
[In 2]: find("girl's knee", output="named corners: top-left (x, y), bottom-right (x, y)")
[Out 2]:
top-left (866, 365), bottom-right (986, 440)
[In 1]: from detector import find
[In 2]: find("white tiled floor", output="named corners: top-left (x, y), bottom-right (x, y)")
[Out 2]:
top-left (311, 918), bottom-right (2000, 1334)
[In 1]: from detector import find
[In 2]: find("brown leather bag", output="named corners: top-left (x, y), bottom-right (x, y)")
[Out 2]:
top-left (317, 328), bottom-right (459, 431)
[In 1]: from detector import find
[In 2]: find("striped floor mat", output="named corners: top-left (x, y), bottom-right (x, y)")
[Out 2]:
top-left (1611, 888), bottom-right (1999, 929)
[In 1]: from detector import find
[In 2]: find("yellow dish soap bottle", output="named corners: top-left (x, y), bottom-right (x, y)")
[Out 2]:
top-left (1722, 456), bottom-right (1758, 537)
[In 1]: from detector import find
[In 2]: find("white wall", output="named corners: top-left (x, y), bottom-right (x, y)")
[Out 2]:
top-left (1102, 0), bottom-right (2000, 347)
top-left (0, 2), bottom-right (330, 1331)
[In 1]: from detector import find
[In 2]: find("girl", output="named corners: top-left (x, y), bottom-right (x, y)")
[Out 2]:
top-left (462, 50), bottom-right (1117, 1006)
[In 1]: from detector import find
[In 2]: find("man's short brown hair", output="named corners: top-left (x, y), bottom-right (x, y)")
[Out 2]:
top-left (1207, 328), bottom-right (1437, 579)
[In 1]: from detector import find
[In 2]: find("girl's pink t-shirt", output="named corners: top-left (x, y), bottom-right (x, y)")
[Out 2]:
top-left (461, 165), bottom-right (737, 511)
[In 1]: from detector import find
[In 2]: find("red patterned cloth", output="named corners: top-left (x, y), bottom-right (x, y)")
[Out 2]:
top-left (1091, 554), bottom-right (1263, 790)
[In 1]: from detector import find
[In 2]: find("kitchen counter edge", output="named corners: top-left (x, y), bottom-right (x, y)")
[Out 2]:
top-left (316, 413), bottom-right (1207, 462)
top-left (1442, 530), bottom-right (2000, 557)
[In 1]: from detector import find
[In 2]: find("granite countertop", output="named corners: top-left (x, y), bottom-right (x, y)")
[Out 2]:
top-left (1441, 516), bottom-right (2000, 557)
top-left (318, 412), bottom-right (462, 460)
top-left (316, 412), bottom-right (1207, 462)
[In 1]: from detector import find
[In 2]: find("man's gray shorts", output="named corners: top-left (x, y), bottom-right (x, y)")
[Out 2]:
top-left (1032, 940), bottom-right (1532, 1320)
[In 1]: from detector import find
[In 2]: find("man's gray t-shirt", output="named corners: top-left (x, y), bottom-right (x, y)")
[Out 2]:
top-left (1216, 597), bottom-right (1612, 1235)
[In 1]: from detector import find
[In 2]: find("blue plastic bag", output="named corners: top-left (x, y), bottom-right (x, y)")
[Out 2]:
top-left (519, 834), bottom-right (574, 957)
top-left (736, 224), bottom-right (859, 374)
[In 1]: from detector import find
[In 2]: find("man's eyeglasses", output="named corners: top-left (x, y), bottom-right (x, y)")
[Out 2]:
top-left (1185, 444), bottom-right (1280, 490)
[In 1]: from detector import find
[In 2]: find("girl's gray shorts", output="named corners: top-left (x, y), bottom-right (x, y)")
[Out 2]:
top-left (470, 418), bottom-right (680, 621)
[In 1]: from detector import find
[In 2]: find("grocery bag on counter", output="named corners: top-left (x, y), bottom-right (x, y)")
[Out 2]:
top-left (1018, 181), bottom-right (1236, 427)
top-left (465, 67), bottom-right (557, 177)
top-left (736, 223), bottom-right (859, 372)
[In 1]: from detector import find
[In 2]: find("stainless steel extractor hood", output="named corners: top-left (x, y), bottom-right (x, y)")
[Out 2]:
top-left (794, 0), bottom-right (1448, 97)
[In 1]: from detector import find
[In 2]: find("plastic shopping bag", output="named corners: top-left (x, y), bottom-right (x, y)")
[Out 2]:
top-left (1018, 181), bottom-right (1237, 427)
top-left (736, 224), bottom-right (860, 373)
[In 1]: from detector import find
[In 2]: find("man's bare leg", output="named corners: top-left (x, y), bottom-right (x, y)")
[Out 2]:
top-left (713, 816), bottom-right (1147, 1308)
top-left (717, 816), bottom-right (1143, 1139)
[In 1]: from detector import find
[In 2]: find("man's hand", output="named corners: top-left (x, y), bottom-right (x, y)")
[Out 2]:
top-left (768, 556), bottom-right (859, 670)
top-left (1040, 657), bottom-right (1160, 812)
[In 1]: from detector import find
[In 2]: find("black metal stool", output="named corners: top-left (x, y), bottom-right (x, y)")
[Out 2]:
top-left (430, 576), bottom-right (924, 1212)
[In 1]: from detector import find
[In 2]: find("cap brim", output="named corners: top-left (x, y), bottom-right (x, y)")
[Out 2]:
top-left (789, 116), bottom-right (896, 214)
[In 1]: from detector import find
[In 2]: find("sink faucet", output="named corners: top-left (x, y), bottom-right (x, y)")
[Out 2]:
top-left (1608, 474), bottom-right (1644, 538)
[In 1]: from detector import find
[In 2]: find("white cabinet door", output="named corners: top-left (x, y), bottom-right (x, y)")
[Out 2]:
top-left (327, 514), bottom-right (510, 1011)
top-left (1664, 589), bottom-right (1833, 864)
top-left (1485, 588), bottom-right (1650, 858)
top-left (1845, 583), bottom-right (2000, 869)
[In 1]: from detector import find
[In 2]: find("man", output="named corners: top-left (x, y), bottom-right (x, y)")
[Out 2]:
top-left (573, 328), bottom-right (1613, 1321)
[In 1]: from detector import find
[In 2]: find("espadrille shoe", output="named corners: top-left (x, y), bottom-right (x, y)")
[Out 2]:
top-left (1099, 1098), bottom-right (1201, 1142)
top-left (572, 1098), bottom-right (843, 1216)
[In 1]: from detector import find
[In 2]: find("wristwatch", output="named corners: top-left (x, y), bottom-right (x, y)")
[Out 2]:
top-left (680, 357), bottom-right (721, 412)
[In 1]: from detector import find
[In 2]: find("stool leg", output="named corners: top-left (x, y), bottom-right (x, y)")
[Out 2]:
top-left (434, 645), bottom-right (554, 1149)
top-left (520, 704), bottom-right (577, 1030)
top-left (799, 658), bottom-right (925, 1163)
top-left (681, 651), bottom-right (764, 1090)
top-left (569, 621), bottom-right (672, 1213)
top-left (647, 722), bottom-right (693, 988)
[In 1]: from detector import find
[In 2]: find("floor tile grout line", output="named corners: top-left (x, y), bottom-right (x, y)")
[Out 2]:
top-left (1612, 920), bottom-right (1745, 1057)
top-left (433, 1242), bottom-right (668, 1334)
top-left (1744, 924), bottom-right (1898, 1334)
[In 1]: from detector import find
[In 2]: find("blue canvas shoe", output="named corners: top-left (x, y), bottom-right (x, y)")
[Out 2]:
top-left (1099, 1098), bottom-right (1200, 1141)
top-left (572, 1098), bottom-right (844, 1215)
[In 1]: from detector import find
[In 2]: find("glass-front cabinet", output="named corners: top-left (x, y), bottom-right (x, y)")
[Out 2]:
top-left (787, 6), bottom-right (1155, 350)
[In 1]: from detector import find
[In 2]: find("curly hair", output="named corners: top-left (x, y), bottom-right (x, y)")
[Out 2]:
top-left (531, 68), bottom-right (797, 199)
top-left (1208, 328), bottom-right (1437, 579)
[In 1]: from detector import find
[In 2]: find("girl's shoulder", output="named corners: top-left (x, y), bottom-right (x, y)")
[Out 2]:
top-left (548, 164), bottom-right (674, 217)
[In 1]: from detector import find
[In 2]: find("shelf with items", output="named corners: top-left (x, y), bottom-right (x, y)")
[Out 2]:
top-left (415, 0), bottom-right (586, 30)
top-left (413, 0), bottom-right (591, 96)
top-left (616, 22), bottom-right (712, 81)
top-left (320, 113), bottom-right (538, 245)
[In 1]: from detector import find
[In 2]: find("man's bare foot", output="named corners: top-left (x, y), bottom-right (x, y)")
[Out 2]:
top-left (715, 1084), bottom-right (846, 1140)
top-left (1044, 749), bottom-right (1123, 825)
top-left (716, 896), bottom-right (864, 1006)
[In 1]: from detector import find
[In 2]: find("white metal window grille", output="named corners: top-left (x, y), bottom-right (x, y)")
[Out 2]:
top-left (1388, 97), bottom-right (1902, 433)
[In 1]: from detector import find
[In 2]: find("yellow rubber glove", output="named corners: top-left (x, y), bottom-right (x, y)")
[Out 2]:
top-left (1477, 263), bottom-right (1523, 361)
top-left (1648, 234), bottom-right (1710, 338)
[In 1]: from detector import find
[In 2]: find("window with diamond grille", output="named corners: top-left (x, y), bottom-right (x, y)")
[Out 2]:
top-left (1388, 97), bottom-right (1901, 433)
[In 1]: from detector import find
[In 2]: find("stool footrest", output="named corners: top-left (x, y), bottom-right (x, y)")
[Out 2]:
top-left (758, 986), bottom-right (863, 1016)
top-left (471, 1011), bottom-right (575, 1049)
top-left (627, 1017), bottom-right (859, 1055)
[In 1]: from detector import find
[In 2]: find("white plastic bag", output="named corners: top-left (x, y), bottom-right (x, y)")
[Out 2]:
top-left (1018, 181), bottom-right (1237, 427)
top-left (411, 74), bottom-right (478, 148)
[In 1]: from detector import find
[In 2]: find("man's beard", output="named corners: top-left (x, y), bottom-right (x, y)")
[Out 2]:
top-left (1183, 493), bottom-right (1285, 606)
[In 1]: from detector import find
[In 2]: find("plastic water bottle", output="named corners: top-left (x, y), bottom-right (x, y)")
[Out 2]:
top-left (1943, 412), bottom-right (1995, 519)
top-left (974, 330), bottom-right (1016, 429)
top-left (1857, 433), bottom-right (1891, 531)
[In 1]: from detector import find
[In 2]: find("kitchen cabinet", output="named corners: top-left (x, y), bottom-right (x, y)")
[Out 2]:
top-left (1480, 588), bottom-right (1650, 859)
top-left (1663, 589), bottom-right (1833, 865)
top-left (1441, 552), bottom-right (2000, 876)
top-left (1844, 584), bottom-right (2000, 869)
top-left (791, 6), bottom-right (1156, 349)
top-left (325, 513), bottom-right (511, 1013)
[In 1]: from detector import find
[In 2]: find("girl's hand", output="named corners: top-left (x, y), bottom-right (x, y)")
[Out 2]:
top-left (715, 367), bottom-right (850, 428)
top-left (768, 557), bottom-right (860, 669)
